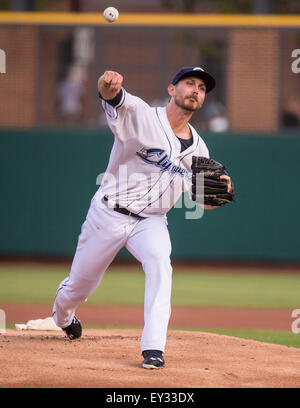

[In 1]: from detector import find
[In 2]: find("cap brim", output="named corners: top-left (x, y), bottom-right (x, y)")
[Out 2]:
top-left (175, 71), bottom-right (216, 93)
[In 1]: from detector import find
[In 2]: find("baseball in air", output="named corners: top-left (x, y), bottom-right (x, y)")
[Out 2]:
top-left (103, 7), bottom-right (119, 23)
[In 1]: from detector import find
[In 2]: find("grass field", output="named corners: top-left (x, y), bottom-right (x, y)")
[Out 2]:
top-left (196, 328), bottom-right (300, 348)
top-left (1, 264), bottom-right (300, 308)
top-left (1, 263), bottom-right (300, 348)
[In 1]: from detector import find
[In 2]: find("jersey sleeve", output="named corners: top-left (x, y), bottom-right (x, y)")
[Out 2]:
top-left (99, 88), bottom-right (126, 120)
top-left (99, 88), bottom-right (150, 142)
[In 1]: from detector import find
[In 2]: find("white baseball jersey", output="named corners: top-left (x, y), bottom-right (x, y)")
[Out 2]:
top-left (95, 88), bottom-right (209, 217)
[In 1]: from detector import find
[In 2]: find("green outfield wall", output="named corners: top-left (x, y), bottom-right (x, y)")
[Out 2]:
top-left (1, 128), bottom-right (299, 263)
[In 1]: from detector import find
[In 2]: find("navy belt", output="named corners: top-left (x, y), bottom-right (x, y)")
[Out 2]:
top-left (102, 196), bottom-right (145, 219)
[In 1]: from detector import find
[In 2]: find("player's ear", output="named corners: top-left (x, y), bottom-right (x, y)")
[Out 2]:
top-left (167, 84), bottom-right (175, 97)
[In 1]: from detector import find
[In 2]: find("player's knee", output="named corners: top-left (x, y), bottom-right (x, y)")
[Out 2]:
top-left (142, 251), bottom-right (172, 276)
top-left (145, 240), bottom-right (172, 260)
top-left (143, 250), bottom-right (171, 266)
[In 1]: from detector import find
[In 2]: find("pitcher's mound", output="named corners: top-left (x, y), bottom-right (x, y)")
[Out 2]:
top-left (1, 329), bottom-right (299, 388)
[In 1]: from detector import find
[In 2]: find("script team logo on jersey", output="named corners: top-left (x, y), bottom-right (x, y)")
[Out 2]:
top-left (136, 147), bottom-right (189, 179)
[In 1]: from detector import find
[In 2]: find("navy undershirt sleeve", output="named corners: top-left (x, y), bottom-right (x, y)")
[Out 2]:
top-left (99, 89), bottom-right (123, 107)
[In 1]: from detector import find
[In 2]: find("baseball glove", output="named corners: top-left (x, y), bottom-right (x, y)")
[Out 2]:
top-left (191, 156), bottom-right (235, 207)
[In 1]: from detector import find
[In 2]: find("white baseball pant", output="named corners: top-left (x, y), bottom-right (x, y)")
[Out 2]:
top-left (52, 195), bottom-right (173, 353)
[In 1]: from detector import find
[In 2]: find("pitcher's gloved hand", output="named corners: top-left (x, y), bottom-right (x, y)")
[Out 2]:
top-left (191, 156), bottom-right (235, 207)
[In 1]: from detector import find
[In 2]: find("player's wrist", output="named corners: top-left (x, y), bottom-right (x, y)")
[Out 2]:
top-left (98, 85), bottom-right (120, 101)
top-left (98, 86), bottom-right (115, 100)
top-left (99, 89), bottom-right (123, 107)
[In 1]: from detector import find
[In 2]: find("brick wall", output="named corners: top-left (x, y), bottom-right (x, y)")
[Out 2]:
top-left (0, 26), bottom-right (38, 127)
top-left (38, 30), bottom-right (63, 126)
top-left (227, 29), bottom-right (280, 132)
top-left (0, 25), bottom-right (287, 131)
top-left (280, 34), bottom-right (300, 125)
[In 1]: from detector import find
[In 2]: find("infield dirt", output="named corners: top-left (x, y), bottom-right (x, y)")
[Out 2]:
top-left (1, 329), bottom-right (300, 388)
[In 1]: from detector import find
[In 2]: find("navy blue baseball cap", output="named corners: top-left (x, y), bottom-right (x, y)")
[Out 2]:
top-left (171, 66), bottom-right (216, 93)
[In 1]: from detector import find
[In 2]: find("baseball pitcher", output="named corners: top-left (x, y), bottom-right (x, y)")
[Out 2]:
top-left (52, 66), bottom-right (234, 369)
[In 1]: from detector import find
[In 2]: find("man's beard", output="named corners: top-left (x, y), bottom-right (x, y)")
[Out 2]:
top-left (174, 95), bottom-right (202, 112)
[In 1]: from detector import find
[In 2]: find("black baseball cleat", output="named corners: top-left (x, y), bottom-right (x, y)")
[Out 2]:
top-left (62, 316), bottom-right (82, 340)
top-left (142, 350), bottom-right (165, 369)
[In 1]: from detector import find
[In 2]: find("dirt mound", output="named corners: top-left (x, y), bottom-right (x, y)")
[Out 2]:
top-left (1, 329), bottom-right (299, 388)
